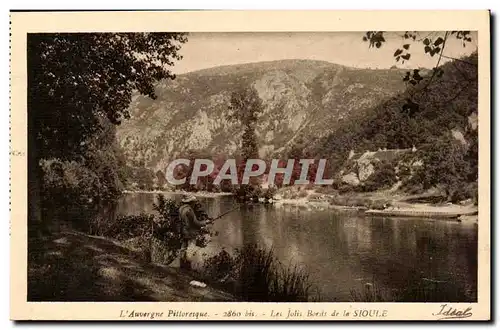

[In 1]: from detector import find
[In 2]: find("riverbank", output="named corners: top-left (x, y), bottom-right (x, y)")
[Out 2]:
top-left (272, 187), bottom-right (478, 222)
top-left (28, 231), bottom-right (234, 301)
top-left (122, 189), bottom-right (233, 198)
top-left (365, 202), bottom-right (478, 221)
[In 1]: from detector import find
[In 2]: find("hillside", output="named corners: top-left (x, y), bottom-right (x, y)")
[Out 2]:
top-left (314, 53), bottom-right (479, 201)
top-left (309, 54), bottom-right (478, 161)
top-left (116, 59), bottom-right (407, 171)
top-left (116, 54), bottom-right (478, 202)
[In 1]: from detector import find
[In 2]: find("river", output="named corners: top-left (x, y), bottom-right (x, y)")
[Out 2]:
top-left (117, 193), bottom-right (478, 302)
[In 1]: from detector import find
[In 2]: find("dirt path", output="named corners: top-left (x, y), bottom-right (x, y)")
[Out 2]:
top-left (28, 231), bottom-right (234, 302)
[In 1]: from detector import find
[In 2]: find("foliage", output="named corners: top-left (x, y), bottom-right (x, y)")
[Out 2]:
top-left (99, 214), bottom-right (155, 241)
top-left (151, 195), bottom-right (214, 262)
top-left (465, 130), bottom-right (478, 182)
top-left (39, 120), bottom-right (126, 232)
top-left (28, 33), bottom-right (187, 234)
top-left (154, 170), bottom-right (167, 190)
top-left (363, 31), bottom-right (474, 83)
top-left (362, 31), bottom-right (477, 139)
top-left (122, 166), bottom-right (156, 191)
top-left (228, 87), bottom-right (264, 198)
top-left (203, 249), bottom-right (235, 281)
top-left (229, 86), bottom-right (264, 161)
top-left (171, 149), bottom-right (218, 192)
top-left (233, 185), bottom-right (254, 201)
top-left (310, 53), bottom-right (478, 199)
top-left (362, 161), bottom-right (398, 192)
top-left (29, 32), bottom-right (187, 160)
top-left (202, 244), bottom-right (314, 302)
top-left (96, 195), bottom-right (215, 265)
top-left (40, 159), bottom-right (102, 232)
top-left (408, 134), bottom-right (475, 202)
top-left (262, 186), bottom-right (278, 200)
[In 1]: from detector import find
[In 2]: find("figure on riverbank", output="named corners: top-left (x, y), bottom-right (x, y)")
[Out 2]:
top-left (178, 195), bottom-right (213, 269)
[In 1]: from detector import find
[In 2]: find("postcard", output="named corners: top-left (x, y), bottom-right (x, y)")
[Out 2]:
top-left (9, 10), bottom-right (490, 321)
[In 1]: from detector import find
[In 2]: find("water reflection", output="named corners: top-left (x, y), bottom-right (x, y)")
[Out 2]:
top-left (117, 193), bottom-right (477, 301)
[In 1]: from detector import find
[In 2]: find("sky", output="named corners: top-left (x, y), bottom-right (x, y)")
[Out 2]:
top-left (172, 31), bottom-right (478, 74)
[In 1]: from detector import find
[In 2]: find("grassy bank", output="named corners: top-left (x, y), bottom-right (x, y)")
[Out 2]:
top-left (28, 228), bottom-right (316, 302)
top-left (28, 231), bottom-right (234, 302)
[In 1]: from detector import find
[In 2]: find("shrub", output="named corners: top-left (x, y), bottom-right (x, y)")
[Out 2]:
top-left (233, 185), bottom-right (277, 202)
top-left (362, 161), bottom-right (398, 192)
top-left (232, 185), bottom-right (253, 201)
top-left (202, 244), bottom-right (314, 302)
top-left (99, 195), bottom-right (215, 265)
top-left (262, 186), bottom-right (277, 200)
top-left (408, 135), bottom-right (477, 202)
top-left (98, 214), bottom-right (154, 240)
top-left (40, 158), bottom-right (123, 232)
top-left (151, 195), bottom-right (215, 264)
top-left (449, 181), bottom-right (478, 204)
top-left (203, 249), bottom-right (235, 281)
top-left (349, 197), bottom-right (371, 208)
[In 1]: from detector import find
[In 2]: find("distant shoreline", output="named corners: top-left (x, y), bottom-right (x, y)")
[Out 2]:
top-left (273, 193), bottom-right (478, 222)
top-left (122, 190), bottom-right (233, 198)
top-left (123, 189), bottom-right (477, 222)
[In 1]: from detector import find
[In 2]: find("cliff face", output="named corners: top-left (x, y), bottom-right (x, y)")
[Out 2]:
top-left (116, 60), bottom-right (406, 171)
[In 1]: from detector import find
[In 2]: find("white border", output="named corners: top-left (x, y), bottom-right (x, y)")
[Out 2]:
top-left (3, 3), bottom-right (496, 327)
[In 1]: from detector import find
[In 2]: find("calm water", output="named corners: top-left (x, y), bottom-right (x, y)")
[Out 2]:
top-left (117, 193), bottom-right (478, 302)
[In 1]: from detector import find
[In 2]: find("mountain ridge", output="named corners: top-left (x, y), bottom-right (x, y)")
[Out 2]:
top-left (116, 59), bottom-right (409, 172)
top-left (179, 59), bottom-right (339, 77)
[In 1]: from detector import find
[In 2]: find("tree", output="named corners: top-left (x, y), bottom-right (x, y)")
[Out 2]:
top-left (229, 86), bottom-right (264, 162)
top-left (353, 32), bottom-right (478, 199)
top-left (28, 33), bottom-right (187, 232)
top-left (155, 170), bottom-right (167, 189)
top-left (362, 160), bottom-right (398, 192)
top-left (228, 87), bottom-right (264, 198)
top-left (29, 33), bottom-right (187, 160)
top-left (412, 134), bottom-right (471, 201)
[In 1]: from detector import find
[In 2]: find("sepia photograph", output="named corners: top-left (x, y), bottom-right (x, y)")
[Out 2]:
top-left (10, 10), bottom-right (490, 320)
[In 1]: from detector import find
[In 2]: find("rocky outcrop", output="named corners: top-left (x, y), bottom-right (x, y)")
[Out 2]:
top-left (340, 149), bottom-right (416, 186)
